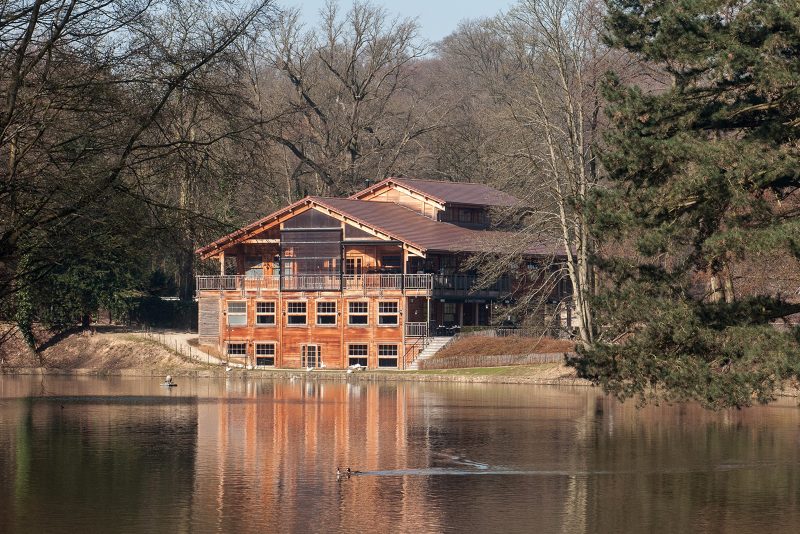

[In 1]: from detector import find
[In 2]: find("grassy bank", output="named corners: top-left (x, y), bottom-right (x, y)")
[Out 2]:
top-left (0, 325), bottom-right (215, 373)
top-left (0, 325), bottom-right (586, 386)
top-left (435, 335), bottom-right (575, 359)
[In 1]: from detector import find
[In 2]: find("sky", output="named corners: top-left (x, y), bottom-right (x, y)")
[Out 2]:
top-left (281, 0), bottom-right (515, 43)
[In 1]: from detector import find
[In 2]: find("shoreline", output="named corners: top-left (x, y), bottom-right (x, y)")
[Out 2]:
top-left (0, 365), bottom-right (592, 387)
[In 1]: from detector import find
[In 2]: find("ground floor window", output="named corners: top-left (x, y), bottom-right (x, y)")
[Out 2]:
top-left (227, 342), bottom-right (247, 356)
top-left (255, 343), bottom-right (275, 366)
top-left (348, 344), bottom-right (368, 367)
top-left (378, 344), bottom-right (398, 368)
top-left (443, 302), bottom-right (456, 323)
top-left (302, 344), bottom-right (321, 368)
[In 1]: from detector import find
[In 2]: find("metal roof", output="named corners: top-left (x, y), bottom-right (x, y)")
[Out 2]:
top-left (318, 198), bottom-right (557, 255)
top-left (196, 196), bottom-right (559, 258)
top-left (351, 177), bottom-right (522, 207)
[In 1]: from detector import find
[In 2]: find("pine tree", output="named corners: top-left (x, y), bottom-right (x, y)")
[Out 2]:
top-left (574, 0), bottom-right (800, 408)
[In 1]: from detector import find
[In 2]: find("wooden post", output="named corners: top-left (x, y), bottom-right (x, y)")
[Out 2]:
top-left (426, 296), bottom-right (431, 337)
top-left (219, 252), bottom-right (225, 275)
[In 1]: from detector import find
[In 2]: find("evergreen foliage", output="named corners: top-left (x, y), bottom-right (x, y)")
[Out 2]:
top-left (574, 0), bottom-right (800, 407)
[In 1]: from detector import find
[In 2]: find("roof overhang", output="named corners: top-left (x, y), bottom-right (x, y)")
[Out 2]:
top-left (195, 197), bottom-right (428, 260)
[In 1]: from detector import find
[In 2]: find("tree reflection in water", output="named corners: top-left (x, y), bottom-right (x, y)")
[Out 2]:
top-left (0, 376), bottom-right (798, 534)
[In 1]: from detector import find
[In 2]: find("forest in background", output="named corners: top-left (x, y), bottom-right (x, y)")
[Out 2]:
top-left (1, 0), bottom-right (799, 407)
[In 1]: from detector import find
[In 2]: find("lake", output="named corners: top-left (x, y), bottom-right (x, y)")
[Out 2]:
top-left (0, 376), bottom-right (798, 533)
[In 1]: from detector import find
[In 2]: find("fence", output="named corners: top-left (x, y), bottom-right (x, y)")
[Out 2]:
top-left (417, 352), bottom-right (568, 370)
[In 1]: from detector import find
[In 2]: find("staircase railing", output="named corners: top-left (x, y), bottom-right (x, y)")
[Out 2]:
top-left (403, 334), bottom-right (431, 369)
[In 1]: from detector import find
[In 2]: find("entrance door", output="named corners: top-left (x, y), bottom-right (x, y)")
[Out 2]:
top-left (345, 257), bottom-right (363, 275)
top-left (301, 344), bottom-right (321, 368)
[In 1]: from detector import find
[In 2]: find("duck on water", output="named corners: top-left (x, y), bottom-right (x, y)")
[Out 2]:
top-left (336, 467), bottom-right (362, 478)
top-left (161, 375), bottom-right (177, 387)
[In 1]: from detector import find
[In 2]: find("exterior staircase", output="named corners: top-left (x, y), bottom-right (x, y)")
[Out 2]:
top-left (407, 336), bottom-right (451, 370)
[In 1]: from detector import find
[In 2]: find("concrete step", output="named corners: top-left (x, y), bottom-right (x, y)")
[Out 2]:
top-left (408, 337), bottom-right (452, 370)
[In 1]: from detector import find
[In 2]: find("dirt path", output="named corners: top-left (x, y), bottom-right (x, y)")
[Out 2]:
top-left (132, 330), bottom-right (228, 366)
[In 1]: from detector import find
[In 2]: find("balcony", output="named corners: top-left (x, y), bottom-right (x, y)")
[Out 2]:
top-left (431, 274), bottom-right (511, 298)
top-left (196, 274), bottom-right (433, 295)
top-left (196, 273), bottom-right (510, 298)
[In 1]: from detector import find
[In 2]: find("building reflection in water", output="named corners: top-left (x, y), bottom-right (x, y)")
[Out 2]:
top-left (2, 376), bottom-right (800, 534)
top-left (189, 379), bottom-right (800, 534)
top-left (188, 379), bottom-right (605, 533)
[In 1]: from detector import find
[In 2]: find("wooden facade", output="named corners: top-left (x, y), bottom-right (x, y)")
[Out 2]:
top-left (195, 177), bottom-right (567, 370)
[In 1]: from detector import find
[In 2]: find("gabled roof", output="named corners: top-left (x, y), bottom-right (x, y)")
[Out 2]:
top-left (350, 177), bottom-right (522, 207)
top-left (196, 196), bottom-right (559, 259)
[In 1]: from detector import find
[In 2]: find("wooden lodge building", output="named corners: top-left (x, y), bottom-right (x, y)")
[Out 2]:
top-left (195, 177), bottom-right (566, 370)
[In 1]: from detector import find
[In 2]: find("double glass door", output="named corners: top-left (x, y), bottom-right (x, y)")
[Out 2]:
top-left (301, 344), bottom-right (321, 368)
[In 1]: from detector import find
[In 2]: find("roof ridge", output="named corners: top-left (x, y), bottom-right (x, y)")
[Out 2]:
top-left (393, 176), bottom-right (486, 186)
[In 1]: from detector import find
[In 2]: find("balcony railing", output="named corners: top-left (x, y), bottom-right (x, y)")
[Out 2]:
top-left (404, 322), bottom-right (429, 337)
top-left (197, 274), bottom-right (433, 294)
top-left (431, 274), bottom-right (511, 294)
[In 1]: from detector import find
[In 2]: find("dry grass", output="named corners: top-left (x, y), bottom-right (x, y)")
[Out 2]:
top-left (0, 325), bottom-right (207, 371)
top-left (413, 362), bottom-right (583, 381)
top-left (435, 335), bottom-right (575, 359)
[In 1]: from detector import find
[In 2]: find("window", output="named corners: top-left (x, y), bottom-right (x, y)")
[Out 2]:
top-left (378, 345), bottom-right (398, 367)
top-left (348, 344), bottom-right (368, 367)
top-left (381, 255), bottom-right (402, 273)
top-left (345, 257), bottom-right (363, 275)
top-left (255, 343), bottom-right (275, 366)
top-left (302, 344), bottom-right (320, 368)
top-left (378, 301), bottom-right (399, 325)
top-left (256, 301), bottom-right (275, 325)
top-left (316, 301), bottom-right (337, 325)
top-left (245, 257), bottom-right (263, 278)
top-left (227, 342), bottom-right (246, 356)
top-left (287, 302), bottom-right (307, 325)
top-left (443, 302), bottom-right (456, 323)
top-left (227, 301), bottom-right (247, 326)
top-left (348, 301), bottom-right (368, 325)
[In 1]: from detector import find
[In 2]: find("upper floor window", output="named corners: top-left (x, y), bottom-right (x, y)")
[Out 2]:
top-left (287, 302), bottom-right (307, 325)
top-left (345, 257), bottom-right (363, 275)
top-left (227, 301), bottom-right (246, 326)
top-left (256, 301), bottom-right (275, 325)
top-left (316, 301), bottom-right (337, 325)
top-left (245, 257), bottom-right (263, 278)
top-left (381, 255), bottom-right (402, 273)
top-left (348, 301), bottom-right (368, 325)
top-left (378, 301), bottom-right (399, 325)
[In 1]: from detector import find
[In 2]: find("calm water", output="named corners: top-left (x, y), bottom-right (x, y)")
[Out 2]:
top-left (0, 376), bottom-right (799, 533)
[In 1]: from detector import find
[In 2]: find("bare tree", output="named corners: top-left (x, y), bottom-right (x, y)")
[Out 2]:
top-left (0, 0), bottom-right (275, 343)
top-left (437, 0), bottom-right (625, 344)
top-left (247, 0), bottom-right (444, 197)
